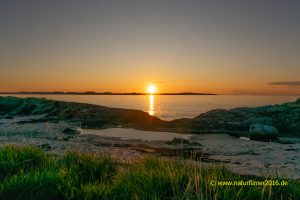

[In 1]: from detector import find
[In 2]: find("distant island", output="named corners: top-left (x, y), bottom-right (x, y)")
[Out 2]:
top-left (0, 91), bottom-right (217, 95)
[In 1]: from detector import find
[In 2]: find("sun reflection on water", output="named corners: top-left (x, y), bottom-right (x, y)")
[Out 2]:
top-left (149, 95), bottom-right (154, 116)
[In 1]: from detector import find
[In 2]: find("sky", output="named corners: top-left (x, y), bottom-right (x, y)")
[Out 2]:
top-left (0, 0), bottom-right (300, 94)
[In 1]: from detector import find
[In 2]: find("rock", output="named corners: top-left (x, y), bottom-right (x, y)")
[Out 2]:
top-left (38, 143), bottom-right (53, 151)
top-left (166, 137), bottom-right (190, 145)
top-left (249, 124), bottom-right (279, 140)
top-left (62, 128), bottom-right (80, 135)
top-left (286, 123), bottom-right (300, 134)
top-left (81, 119), bottom-right (118, 129)
top-left (55, 136), bottom-right (70, 141)
top-left (265, 105), bottom-right (287, 113)
top-left (4, 115), bottom-right (13, 119)
top-left (242, 116), bottom-right (273, 126)
top-left (239, 137), bottom-right (250, 140)
top-left (277, 138), bottom-right (296, 144)
top-left (1, 96), bottom-right (300, 137)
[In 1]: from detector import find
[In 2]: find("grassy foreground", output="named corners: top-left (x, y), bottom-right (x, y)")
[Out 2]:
top-left (0, 145), bottom-right (299, 200)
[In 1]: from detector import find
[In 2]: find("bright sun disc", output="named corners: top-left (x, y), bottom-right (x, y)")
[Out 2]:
top-left (147, 85), bottom-right (156, 94)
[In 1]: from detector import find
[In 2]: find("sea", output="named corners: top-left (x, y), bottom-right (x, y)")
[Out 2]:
top-left (1, 94), bottom-right (299, 120)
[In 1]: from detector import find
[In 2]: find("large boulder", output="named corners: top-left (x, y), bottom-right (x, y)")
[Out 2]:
top-left (62, 128), bottom-right (80, 135)
top-left (249, 124), bottom-right (279, 140)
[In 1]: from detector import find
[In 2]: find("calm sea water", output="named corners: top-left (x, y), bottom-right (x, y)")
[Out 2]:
top-left (1, 94), bottom-right (299, 120)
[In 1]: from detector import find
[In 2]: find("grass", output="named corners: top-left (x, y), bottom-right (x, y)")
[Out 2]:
top-left (0, 145), bottom-right (299, 200)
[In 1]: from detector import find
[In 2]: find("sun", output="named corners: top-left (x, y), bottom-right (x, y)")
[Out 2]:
top-left (147, 85), bottom-right (156, 94)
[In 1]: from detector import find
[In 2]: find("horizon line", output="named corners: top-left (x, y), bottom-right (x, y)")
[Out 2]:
top-left (0, 91), bottom-right (217, 95)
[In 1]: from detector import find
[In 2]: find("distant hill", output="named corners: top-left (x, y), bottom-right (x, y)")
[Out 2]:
top-left (0, 91), bottom-right (217, 95)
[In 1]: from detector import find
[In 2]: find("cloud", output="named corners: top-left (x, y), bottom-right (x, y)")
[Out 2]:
top-left (268, 81), bottom-right (300, 87)
top-left (149, 82), bottom-right (167, 84)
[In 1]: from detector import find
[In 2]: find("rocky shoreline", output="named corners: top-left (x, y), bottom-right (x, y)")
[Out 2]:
top-left (0, 96), bottom-right (299, 137)
top-left (0, 96), bottom-right (299, 179)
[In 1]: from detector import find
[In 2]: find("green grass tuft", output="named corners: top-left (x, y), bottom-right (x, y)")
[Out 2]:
top-left (0, 170), bottom-right (67, 200)
top-left (0, 145), bottom-right (48, 180)
top-left (0, 145), bottom-right (299, 200)
top-left (57, 151), bottom-right (117, 185)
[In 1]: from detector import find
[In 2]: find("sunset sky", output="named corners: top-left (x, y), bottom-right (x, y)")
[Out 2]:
top-left (1, 0), bottom-right (300, 94)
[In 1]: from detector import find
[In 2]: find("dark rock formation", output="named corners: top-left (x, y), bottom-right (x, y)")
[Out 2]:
top-left (0, 96), bottom-right (299, 137)
top-left (62, 128), bottom-right (80, 135)
top-left (0, 96), bottom-right (168, 131)
top-left (179, 99), bottom-right (300, 137)
top-left (249, 124), bottom-right (279, 140)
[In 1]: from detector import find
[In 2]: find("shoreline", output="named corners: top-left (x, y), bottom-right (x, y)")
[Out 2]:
top-left (0, 96), bottom-right (299, 136)
top-left (0, 96), bottom-right (300, 179)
